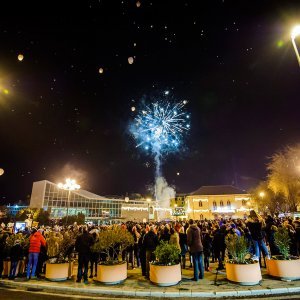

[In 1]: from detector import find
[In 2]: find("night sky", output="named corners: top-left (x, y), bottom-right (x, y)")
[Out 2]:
top-left (1, 0), bottom-right (300, 203)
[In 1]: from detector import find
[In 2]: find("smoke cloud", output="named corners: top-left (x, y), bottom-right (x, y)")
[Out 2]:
top-left (155, 176), bottom-right (175, 208)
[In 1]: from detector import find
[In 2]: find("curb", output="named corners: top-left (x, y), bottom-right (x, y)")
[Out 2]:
top-left (1, 279), bottom-right (300, 298)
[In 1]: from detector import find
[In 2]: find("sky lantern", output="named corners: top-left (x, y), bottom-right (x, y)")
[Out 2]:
top-left (131, 106), bottom-right (136, 112)
top-left (99, 67), bottom-right (104, 74)
top-left (128, 57), bottom-right (134, 64)
top-left (136, 1), bottom-right (141, 8)
top-left (18, 54), bottom-right (24, 61)
top-left (0, 168), bottom-right (4, 176)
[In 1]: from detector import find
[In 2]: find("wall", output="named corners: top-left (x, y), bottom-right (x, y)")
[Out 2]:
top-left (30, 180), bottom-right (46, 209)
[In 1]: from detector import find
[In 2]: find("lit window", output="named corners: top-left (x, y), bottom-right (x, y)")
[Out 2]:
top-left (213, 201), bottom-right (217, 210)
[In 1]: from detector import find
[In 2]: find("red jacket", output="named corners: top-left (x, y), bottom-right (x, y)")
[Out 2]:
top-left (29, 231), bottom-right (46, 253)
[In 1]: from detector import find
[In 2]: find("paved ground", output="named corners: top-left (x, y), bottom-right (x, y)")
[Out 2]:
top-left (1, 262), bottom-right (300, 298)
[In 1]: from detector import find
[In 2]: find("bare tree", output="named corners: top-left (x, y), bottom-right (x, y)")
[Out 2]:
top-left (250, 181), bottom-right (285, 215)
top-left (267, 144), bottom-right (300, 212)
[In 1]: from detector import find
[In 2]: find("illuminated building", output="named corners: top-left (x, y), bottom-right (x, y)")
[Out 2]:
top-left (186, 185), bottom-right (255, 220)
top-left (30, 180), bottom-right (145, 223)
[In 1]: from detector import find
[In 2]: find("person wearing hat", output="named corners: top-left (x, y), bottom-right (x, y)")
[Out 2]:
top-left (26, 227), bottom-right (46, 280)
top-left (9, 239), bottom-right (23, 279)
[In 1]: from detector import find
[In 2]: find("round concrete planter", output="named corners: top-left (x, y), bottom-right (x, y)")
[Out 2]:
top-left (96, 261), bottom-right (127, 284)
top-left (266, 256), bottom-right (300, 280)
top-left (150, 263), bottom-right (181, 286)
top-left (45, 262), bottom-right (69, 281)
top-left (225, 262), bottom-right (262, 285)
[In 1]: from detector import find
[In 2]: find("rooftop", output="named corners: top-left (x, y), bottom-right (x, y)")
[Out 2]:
top-left (190, 185), bottom-right (248, 196)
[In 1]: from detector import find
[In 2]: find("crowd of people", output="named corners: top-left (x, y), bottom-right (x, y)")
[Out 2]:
top-left (0, 210), bottom-right (300, 283)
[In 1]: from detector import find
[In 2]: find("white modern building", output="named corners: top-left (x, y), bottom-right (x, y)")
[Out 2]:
top-left (30, 180), bottom-right (146, 223)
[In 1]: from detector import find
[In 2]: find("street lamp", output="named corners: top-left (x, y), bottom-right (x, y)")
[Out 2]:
top-left (291, 25), bottom-right (300, 66)
top-left (259, 191), bottom-right (265, 198)
top-left (57, 178), bottom-right (80, 226)
top-left (146, 198), bottom-right (152, 223)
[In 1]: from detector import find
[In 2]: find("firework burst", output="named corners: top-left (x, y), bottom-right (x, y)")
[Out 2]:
top-left (130, 100), bottom-right (190, 154)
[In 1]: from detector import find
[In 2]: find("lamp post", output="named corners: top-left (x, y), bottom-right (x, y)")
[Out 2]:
top-left (58, 178), bottom-right (80, 226)
top-left (291, 25), bottom-right (300, 67)
top-left (146, 198), bottom-right (152, 223)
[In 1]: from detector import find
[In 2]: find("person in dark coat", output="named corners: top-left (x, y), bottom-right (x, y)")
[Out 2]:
top-left (265, 216), bottom-right (279, 256)
top-left (202, 227), bottom-right (213, 271)
top-left (142, 226), bottom-right (158, 279)
top-left (246, 210), bottom-right (270, 261)
top-left (9, 239), bottom-right (23, 279)
top-left (75, 226), bottom-right (94, 283)
top-left (138, 228), bottom-right (147, 276)
top-left (0, 229), bottom-right (9, 279)
top-left (159, 226), bottom-right (171, 243)
top-left (179, 227), bottom-right (188, 269)
top-left (89, 232), bottom-right (99, 278)
top-left (212, 224), bottom-right (226, 270)
top-left (187, 219), bottom-right (204, 281)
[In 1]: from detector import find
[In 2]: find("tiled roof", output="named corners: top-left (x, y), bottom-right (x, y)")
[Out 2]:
top-left (190, 185), bottom-right (248, 196)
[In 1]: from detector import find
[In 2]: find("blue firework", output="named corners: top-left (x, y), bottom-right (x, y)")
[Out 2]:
top-left (130, 99), bottom-right (190, 155)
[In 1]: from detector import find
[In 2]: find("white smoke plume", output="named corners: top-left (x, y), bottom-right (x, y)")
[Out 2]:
top-left (155, 176), bottom-right (175, 208)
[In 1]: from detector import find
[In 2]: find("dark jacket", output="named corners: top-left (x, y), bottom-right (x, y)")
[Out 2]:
top-left (202, 232), bottom-right (213, 256)
top-left (10, 244), bottom-right (23, 262)
top-left (187, 224), bottom-right (203, 253)
top-left (75, 231), bottom-right (94, 256)
top-left (179, 232), bottom-right (188, 252)
top-left (0, 233), bottom-right (9, 259)
top-left (247, 219), bottom-right (263, 241)
top-left (142, 230), bottom-right (158, 252)
top-left (212, 226), bottom-right (226, 251)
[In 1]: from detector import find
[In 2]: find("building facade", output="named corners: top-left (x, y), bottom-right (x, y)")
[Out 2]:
top-left (186, 185), bottom-right (255, 220)
top-left (30, 180), bottom-right (145, 223)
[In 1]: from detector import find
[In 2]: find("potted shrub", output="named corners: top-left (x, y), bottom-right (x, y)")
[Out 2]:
top-left (225, 234), bottom-right (262, 285)
top-left (45, 231), bottom-right (75, 281)
top-left (150, 241), bottom-right (181, 286)
top-left (91, 226), bottom-right (134, 284)
top-left (266, 227), bottom-right (300, 280)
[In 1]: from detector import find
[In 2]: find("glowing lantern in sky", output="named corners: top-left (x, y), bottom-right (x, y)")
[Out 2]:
top-left (99, 67), bottom-right (104, 74)
top-left (136, 1), bottom-right (141, 8)
top-left (131, 106), bottom-right (136, 112)
top-left (0, 168), bottom-right (4, 176)
top-left (128, 57), bottom-right (134, 64)
top-left (18, 54), bottom-right (24, 61)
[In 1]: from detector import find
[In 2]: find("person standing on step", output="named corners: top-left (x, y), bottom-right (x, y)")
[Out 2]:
top-left (26, 227), bottom-right (46, 280)
top-left (75, 226), bottom-right (93, 283)
top-left (187, 219), bottom-right (204, 281)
